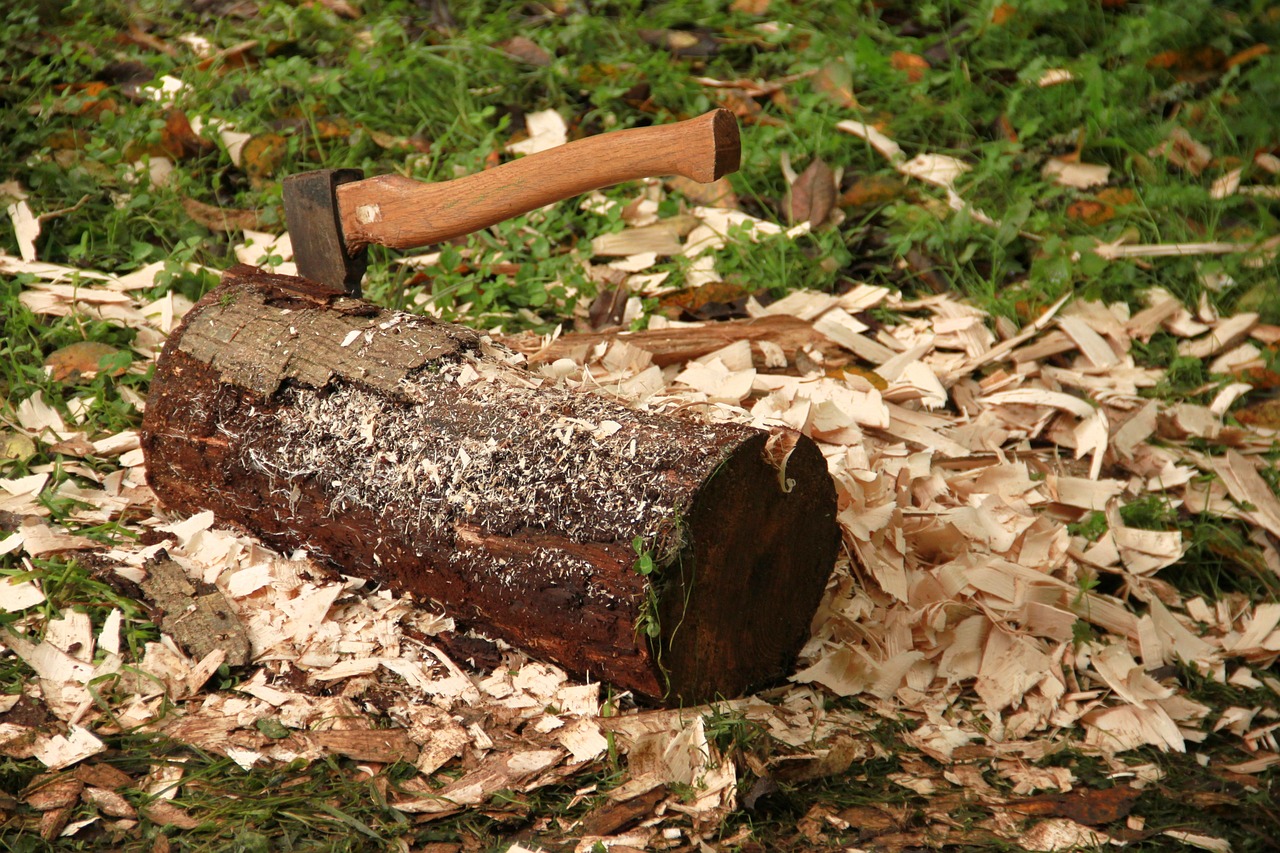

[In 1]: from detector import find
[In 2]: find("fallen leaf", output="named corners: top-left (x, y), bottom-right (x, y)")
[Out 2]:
top-left (991, 3), bottom-right (1017, 25)
top-left (181, 197), bottom-right (270, 232)
top-left (240, 133), bottom-right (289, 185)
top-left (813, 60), bottom-right (859, 109)
top-left (1225, 43), bottom-right (1271, 69)
top-left (891, 51), bottom-right (930, 82)
top-left (715, 88), bottom-right (786, 126)
top-left (1009, 785), bottom-right (1142, 825)
top-left (162, 110), bottom-right (217, 160)
top-left (52, 81), bottom-right (118, 119)
top-left (788, 157), bottom-right (837, 227)
top-left (1234, 398), bottom-right (1280, 429)
top-left (658, 281), bottom-right (753, 320)
top-left (1067, 199), bottom-right (1116, 226)
top-left (44, 342), bottom-right (127, 382)
top-left (666, 175), bottom-right (739, 208)
top-left (1149, 127), bottom-right (1212, 175)
top-left (1147, 45), bottom-right (1227, 82)
top-left (1, 432), bottom-right (37, 462)
top-left (496, 36), bottom-right (552, 66)
top-left (840, 174), bottom-right (907, 208)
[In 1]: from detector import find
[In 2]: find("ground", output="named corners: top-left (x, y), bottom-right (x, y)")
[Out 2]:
top-left (1, 1), bottom-right (1279, 851)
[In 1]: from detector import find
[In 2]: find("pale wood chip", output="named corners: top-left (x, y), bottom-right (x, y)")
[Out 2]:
top-left (506, 109), bottom-right (567, 155)
top-left (1051, 476), bottom-right (1124, 510)
top-left (1177, 312), bottom-right (1258, 358)
top-left (1212, 449), bottom-right (1280, 539)
top-left (1057, 315), bottom-right (1120, 367)
top-left (983, 388), bottom-right (1095, 419)
top-left (1042, 158), bottom-right (1110, 189)
top-left (1210, 342), bottom-right (1263, 374)
top-left (33, 725), bottom-right (105, 771)
top-left (591, 226), bottom-right (683, 257)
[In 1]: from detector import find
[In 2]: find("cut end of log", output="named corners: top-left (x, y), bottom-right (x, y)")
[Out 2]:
top-left (656, 428), bottom-right (838, 704)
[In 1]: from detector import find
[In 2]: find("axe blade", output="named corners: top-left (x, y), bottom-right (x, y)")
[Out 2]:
top-left (282, 168), bottom-right (367, 295)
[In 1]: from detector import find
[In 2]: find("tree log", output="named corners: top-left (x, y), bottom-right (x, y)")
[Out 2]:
top-left (140, 266), bottom-right (838, 703)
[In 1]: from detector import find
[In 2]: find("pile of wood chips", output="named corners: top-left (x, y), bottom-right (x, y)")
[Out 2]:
top-left (3, 182), bottom-right (1279, 849)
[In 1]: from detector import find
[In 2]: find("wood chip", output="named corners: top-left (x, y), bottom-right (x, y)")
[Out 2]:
top-left (1212, 450), bottom-right (1280, 539)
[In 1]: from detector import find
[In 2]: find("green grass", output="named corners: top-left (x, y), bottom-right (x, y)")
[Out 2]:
top-left (3, 0), bottom-right (1280, 849)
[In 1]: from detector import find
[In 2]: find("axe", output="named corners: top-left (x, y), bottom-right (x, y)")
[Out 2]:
top-left (282, 109), bottom-right (740, 295)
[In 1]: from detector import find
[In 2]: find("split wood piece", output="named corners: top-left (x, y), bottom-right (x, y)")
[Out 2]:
top-left (503, 314), bottom-right (846, 369)
top-left (140, 266), bottom-right (838, 703)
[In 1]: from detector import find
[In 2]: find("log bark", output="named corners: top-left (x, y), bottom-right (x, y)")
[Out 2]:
top-left (140, 266), bottom-right (838, 703)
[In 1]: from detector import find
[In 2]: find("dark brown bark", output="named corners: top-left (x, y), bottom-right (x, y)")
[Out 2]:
top-left (141, 266), bottom-right (838, 703)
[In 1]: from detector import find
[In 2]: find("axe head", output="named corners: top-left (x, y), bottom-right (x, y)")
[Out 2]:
top-left (282, 168), bottom-right (367, 296)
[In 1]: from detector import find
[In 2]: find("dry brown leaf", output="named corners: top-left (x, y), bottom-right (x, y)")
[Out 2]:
top-left (813, 60), bottom-right (859, 109)
top-left (730, 0), bottom-right (771, 12)
top-left (51, 81), bottom-right (118, 119)
top-left (1149, 127), bottom-right (1213, 175)
top-left (714, 88), bottom-right (785, 126)
top-left (181, 197), bottom-right (269, 232)
top-left (1225, 43), bottom-right (1271, 69)
top-left (1009, 785), bottom-right (1142, 825)
top-left (240, 133), bottom-right (289, 185)
top-left (666, 175), bottom-right (738, 208)
top-left (163, 110), bottom-right (217, 160)
top-left (1234, 398), bottom-right (1280, 429)
top-left (496, 36), bottom-right (552, 66)
top-left (1066, 198), bottom-right (1115, 226)
top-left (991, 3), bottom-right (1017, 24)
top-left (44, 342), bottom-right (126, 382)
top-left (891, 51), bottom-right (930, 82)
top-left (840, 174), bottom-right (906, 208)
top-left (788, 157), bottom-right (837, 227)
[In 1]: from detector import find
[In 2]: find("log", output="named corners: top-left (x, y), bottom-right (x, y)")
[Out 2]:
top-left (140, 266), bottom-right (838, 703)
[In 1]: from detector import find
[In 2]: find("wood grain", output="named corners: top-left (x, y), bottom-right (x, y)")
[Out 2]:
top-left (336, 109), bottom-right (739, 252)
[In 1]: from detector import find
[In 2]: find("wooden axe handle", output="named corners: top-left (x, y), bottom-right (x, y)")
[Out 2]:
top-left (336, 109), bottom-right (739, 252)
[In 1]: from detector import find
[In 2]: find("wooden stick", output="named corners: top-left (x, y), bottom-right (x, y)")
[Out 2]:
top-left (337, 110), bottom-right (740, 252)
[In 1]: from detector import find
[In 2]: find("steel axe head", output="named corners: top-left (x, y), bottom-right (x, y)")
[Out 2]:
top-left (281, 168), bottom-right (368, 296)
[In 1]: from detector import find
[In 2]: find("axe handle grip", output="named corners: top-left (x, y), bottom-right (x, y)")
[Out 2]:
top-left (336, 109), bottom-right (739, 252)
